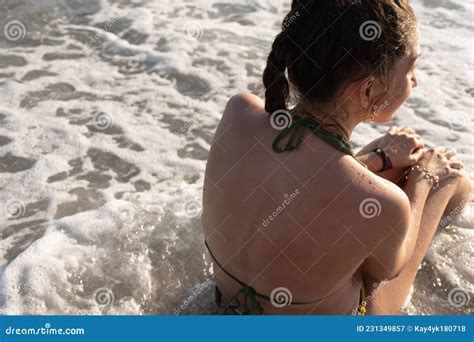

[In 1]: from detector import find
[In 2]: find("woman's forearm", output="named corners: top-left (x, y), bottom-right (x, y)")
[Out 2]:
top-left (356, 136), bottom-right (384, 157)
top-left (400, 171), bottom-right (432, 259)
top-left (357, 152), bottom-right (384, 173)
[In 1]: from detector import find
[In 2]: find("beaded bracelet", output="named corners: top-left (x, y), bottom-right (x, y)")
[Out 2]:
top-left (404, 165), bottom-right (440, 190)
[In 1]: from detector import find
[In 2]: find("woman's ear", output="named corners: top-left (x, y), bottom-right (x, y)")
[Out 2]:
top-left (358, 76), bottom-right (376, 109)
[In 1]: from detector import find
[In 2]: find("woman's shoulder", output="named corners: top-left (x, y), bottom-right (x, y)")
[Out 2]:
top-left (215, 92), bottom-right (268, 139)
top-left (222, 92), bottom-right (266, 120)
top-left (226, 92), bottom-right (264, 109)
top-left (335, 159), bottom-right (411, 235)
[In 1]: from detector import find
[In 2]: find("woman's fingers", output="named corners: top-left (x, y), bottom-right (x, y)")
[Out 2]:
top-left (449, 169), bottom-right (463, 178)
top-left (409, 149), bottom-right (425, 163)
top-left (435, 147), bottom-right (457, 159)
top-left (450, 161), bottom-right (464, 170)
top-left (400, 127), bottom-right (416, 135)
top-left (404, 137), bottom-right (424, 152)
top-left (388, 126), bottom-right (399, 134)
top-left (414, 138), bottom-right (425, 149)
top-left (444, 149), bottom-right (457, 159)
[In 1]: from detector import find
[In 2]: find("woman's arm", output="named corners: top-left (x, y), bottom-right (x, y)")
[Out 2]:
top-left (363, 170), bottom-right (432, 280)
top-left (357, 151), bottom-right (384, 172)
top-left (356, 127), bottom-right (424, 172)
top-left (364, 148), bottom-right (462, 281)
top-left (356, 136), bottom-right (385, 157)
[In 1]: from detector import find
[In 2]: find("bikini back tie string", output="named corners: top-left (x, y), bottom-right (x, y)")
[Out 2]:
top-left (271, 114), bottom-right (366, 168)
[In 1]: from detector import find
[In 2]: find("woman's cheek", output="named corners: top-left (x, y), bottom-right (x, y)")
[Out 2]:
top-left (390, 77), bottom-right (412, 110)
top-left (371, 74), bottom-right (412, 122)
top-left (400, 76), bottom-right (413, 103)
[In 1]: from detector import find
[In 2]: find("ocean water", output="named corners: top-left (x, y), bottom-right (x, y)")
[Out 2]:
top-left (0, 0), bottom-right (472, 315)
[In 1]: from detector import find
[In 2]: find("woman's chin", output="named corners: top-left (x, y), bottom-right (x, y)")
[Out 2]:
top-left (374, 113), bottom-right (396, 123)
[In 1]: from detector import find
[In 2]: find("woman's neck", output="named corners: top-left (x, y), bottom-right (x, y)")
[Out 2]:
top-left (293, 103), bottom-right (364, 141)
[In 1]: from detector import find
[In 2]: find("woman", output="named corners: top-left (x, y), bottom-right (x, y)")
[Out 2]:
top-left (201, 0), bottom-right (472, 315)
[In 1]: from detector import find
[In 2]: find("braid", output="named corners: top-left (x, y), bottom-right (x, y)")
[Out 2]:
top-left (262, 32), bottom-right (290, 114)
top-left (263, 0), bottom-right (309, 114)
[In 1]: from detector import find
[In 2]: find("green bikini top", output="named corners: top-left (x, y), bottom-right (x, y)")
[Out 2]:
top-left (272, 114), bottom-right (355, 156)
top-left (205, 113), bottom-right (367, 315)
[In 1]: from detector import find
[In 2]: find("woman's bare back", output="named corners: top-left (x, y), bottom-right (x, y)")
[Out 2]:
top-left (202, 93), bottom-right (407, 314)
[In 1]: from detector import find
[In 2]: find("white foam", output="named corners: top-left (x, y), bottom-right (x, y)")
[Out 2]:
top-left (0, 0), bottom-right (472, 315)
